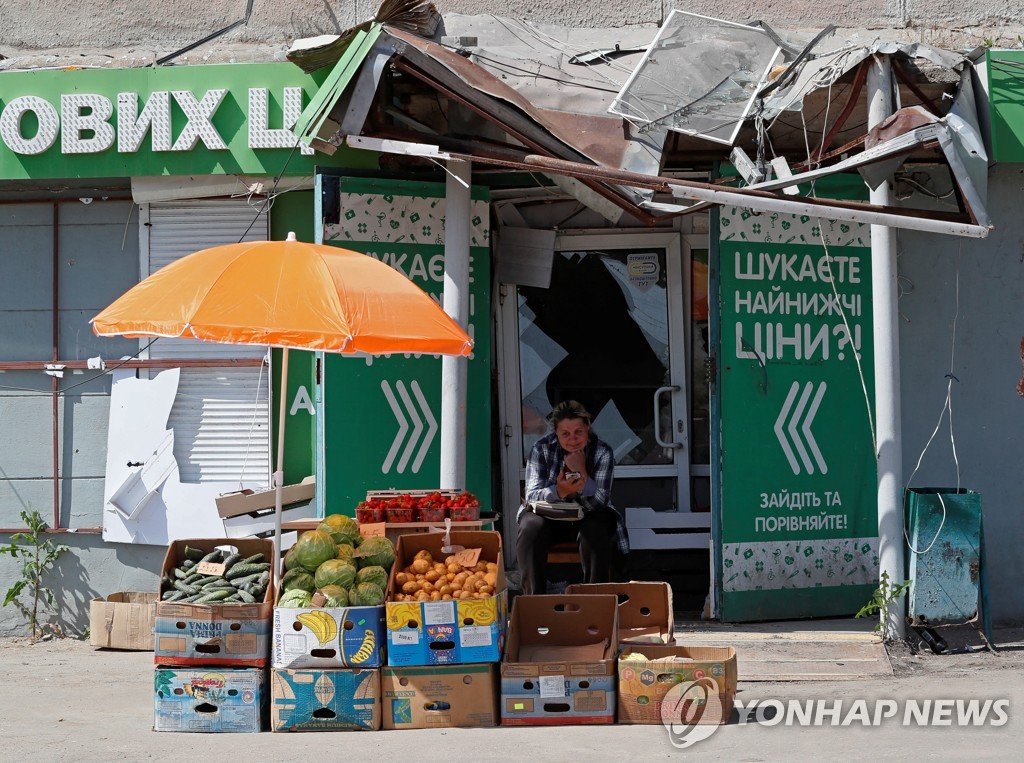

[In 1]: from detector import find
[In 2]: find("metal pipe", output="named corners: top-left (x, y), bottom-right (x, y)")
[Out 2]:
top-left (52, 202), bottom-right (60, 530)
top-left (0, 358), bottom-right (263, 371)
top-left (0, 528), bottom-right (102, 534)
top-left (440, 160), bottom-right (471, 492)
top-left (868, 54), bottom-right (907, 640)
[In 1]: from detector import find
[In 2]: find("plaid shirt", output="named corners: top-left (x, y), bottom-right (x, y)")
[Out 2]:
top-left (518, 431), bottom-right (629, 554)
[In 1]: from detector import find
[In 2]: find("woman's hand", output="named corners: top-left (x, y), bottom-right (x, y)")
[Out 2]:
top-left (563, 448), bottom-right (587, 477)
top-left (556, 467), bottom-right (585, 499)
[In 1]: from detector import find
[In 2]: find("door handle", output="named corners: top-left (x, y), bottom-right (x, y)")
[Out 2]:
top-left (653, 385), bottom-right (682, 449)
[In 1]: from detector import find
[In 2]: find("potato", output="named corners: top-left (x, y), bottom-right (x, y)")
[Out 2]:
top-left (473, 562), bottom-right (489, 574)
top-left (430, 591), bottom-right (442, 601)
top-left (411, 558), bottom-right (431, 575)
top-left (414, 549), bottom-right (434, 564)
top-left (458, 590), bottom-right (472, 599)
top-left (439, 584), bottom-right (452, 596)
top-left (425, 569), bottom-right (441, 583)
top-left (395, 572), bottom-right (409, 586)
top-left (402, 580), bottom-right (422, 594)
top-left (484, 572), bottom-right (498, 587)
top-left (445, 572), bottom-right (456, 582)
top-left (442, 594), bottom-right (453, 601)
top-left (485, 562), bottom-right (498, 573)
top-left (415, 591), bottom-right (429, 601)
top-left (479, 585), bottom-right (494, 595)
top-left (433, 562), bottom-right (446, 574)
top-left (445, 560), bottom-right (464, 574)
top-left (453, 572), bottom-right (470, 586)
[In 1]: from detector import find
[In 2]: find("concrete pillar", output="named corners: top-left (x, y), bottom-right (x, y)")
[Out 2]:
top-left (867, 55), bottom-right (906, 639)
top-left (440, 160), bottom-right (471, 490)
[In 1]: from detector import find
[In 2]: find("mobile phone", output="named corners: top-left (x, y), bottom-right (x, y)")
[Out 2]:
top-left (565, 470), bottom-right (582, 480)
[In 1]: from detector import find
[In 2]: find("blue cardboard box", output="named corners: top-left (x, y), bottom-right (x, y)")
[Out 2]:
top-left (385, 531), bottom-right (507, 666)
top-left (271, 668), bottom-right (380, 731)
top-left (154, 667), bottom-right (266, 732)
top-left (273, 605), bottom-right (386, 669)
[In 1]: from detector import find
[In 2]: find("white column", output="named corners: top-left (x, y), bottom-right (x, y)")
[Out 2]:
top-left (440, 160), bottom-right (471, 490)
top-left (867, 55), bottom-right (906, 639)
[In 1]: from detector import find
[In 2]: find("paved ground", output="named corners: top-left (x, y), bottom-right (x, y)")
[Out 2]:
top-left (0, 624), bottom-right (1020, 761)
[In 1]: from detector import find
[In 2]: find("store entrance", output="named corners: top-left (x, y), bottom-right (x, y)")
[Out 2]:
top-left (498, 230), bottom-right (711, 608)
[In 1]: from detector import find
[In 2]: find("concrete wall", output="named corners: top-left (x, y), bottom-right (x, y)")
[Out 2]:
top-left (897, 164), bottom-right (1024, 625)
top-left (0, 1), bottom-right (1022, 61)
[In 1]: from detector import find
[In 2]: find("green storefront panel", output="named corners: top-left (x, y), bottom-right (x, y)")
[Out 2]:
top-left (988, 50), bottom-right (1024, 163)
top-left (717, 176), bottom-right (878, 621)
top-left (315, 176), bottom-right (491, 515)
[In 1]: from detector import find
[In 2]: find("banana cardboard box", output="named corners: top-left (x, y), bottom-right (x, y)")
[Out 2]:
top-left (272, 605), bottom-right (386, 669)
top-left (617, 645), bottom-right (737, 725)
top-left (271, 668), bottom-right (381, 731)
top-left (384, 531), bottom-right (507, 667)
top-left (154, 667), bottom-right (266, 733)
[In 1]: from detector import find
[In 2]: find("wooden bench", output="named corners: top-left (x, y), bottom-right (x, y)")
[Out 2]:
top-left (547, 541), bottom-right (581, 564)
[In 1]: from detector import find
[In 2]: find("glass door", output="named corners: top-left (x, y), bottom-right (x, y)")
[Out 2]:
top-left (499, 232), bottom-right (690, 549)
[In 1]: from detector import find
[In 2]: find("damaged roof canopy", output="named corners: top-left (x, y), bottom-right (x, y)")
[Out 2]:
top-left (288, 7), bottom-right (990, 238)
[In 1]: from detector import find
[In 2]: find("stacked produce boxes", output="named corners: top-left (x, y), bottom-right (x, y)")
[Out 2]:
top-left (153, 538), bottom-right (274, 732)
top-left (270, 515), bottom-right (390, 731)
top-left (381, 530), bottom-right (504, 729)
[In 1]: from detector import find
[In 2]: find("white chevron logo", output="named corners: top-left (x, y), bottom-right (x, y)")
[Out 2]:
top-left (381, 380), bottom-right (437, 474)
top-left (774, 381), bottom-right (827, 475)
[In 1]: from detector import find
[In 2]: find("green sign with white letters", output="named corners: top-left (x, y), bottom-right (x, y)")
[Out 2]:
top-left (717, 176), bottom-right (878, 621)
top-left (316, 177), bottom-right (492, 515)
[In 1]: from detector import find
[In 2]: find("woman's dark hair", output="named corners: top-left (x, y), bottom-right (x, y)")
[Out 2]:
top-left (547, 400), bottom-right (592, 427)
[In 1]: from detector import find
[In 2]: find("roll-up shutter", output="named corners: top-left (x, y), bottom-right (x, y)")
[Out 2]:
top-left (145, 200), bottom-right (271, 486)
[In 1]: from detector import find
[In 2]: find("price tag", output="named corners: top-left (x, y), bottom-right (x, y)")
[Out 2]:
top-left (359, 522), bottom-right (386, 538)
top-left (310, 591), bottom-right (327, 607)
top-left (393, 630), bottom-right (419, 645)
top-left (539, 675), bottom-right (567, 698)
top-left (452, 547), bottom-right (482, 567)
top-left (195, 561), bottom-right (226, 576)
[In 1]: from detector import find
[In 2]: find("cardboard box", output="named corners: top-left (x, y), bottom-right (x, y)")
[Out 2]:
top-left (385, 531), bottom-right (507, 666)
top-left (501, 594), bottom-right (618, 726)
top-left (271, 668), bottom-right (380, 731)
top-left (273, 605), bottom-right (386, 669)
top-left (215, 475), bottom-right (316, 518)
top-left (89, 592), bottom-right (156, 650)
top-left (381, 663), bottom-right (499, 729)
top-left (617, 645), bottom-right (737, 725)
top-left (155, 538), bottom-right (274, 667)
top-left (154, 667), bottom-right (266, 732)
top-left (565, 581), bottom-right (674, 644)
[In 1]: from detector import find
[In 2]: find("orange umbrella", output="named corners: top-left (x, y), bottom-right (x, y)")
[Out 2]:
top-left (92, 232), bottom-right (472, 576)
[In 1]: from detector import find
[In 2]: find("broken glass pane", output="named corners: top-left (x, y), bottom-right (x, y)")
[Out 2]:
top-left (610, 10), bottom-right (781, 145)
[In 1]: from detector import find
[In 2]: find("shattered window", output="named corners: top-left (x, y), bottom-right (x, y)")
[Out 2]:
top-left (610, 10), bottom-right (781, 145)
top-left (518, 248), bottom-right (672, 467)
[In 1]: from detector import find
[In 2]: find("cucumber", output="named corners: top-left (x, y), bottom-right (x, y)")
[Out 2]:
top-left (172, 580), bottom-right (202, 595)
top-left (182, 573), bottom-right (203, 585)
top-left (193, 575), bottom-right (224, 587)
top-left (240, 553), bottom-right (265, 565)
top-left (222, 552), bottom-right (243, 571)
top-left (161, 590), bottom-right (186, 601)
top-left (193, 589), bottom-right (233, 604)
top-left (181, 559), bottom-right (196, 570)
top-left (225, 562), bottom-right (271, 580)
top-left (235, 589), bottom-right (257, 604)
top-left (173, 567), bottom-right (190, 580)
top-left (183, 546), bottom-right (206, 562)
top-left (199, 549), bottom-right (223, 564)
top-left (229, 572), bottom-right (263, 587)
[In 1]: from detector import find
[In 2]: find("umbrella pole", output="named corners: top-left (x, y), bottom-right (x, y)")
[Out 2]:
top-left (273, 347), bottom-right (290, 595)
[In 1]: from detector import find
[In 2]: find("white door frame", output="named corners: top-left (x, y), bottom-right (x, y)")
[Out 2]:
top-left (496, 230), bottom-right (691, 565)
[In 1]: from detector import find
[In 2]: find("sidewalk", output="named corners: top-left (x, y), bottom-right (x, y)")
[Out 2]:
top-left (0, 624), bottom-right (1020, 762)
